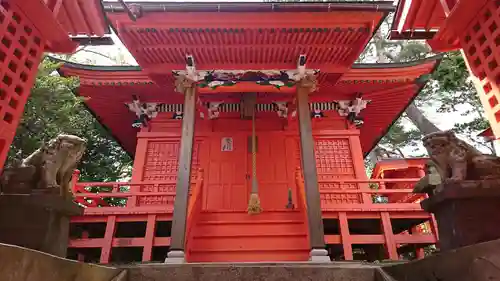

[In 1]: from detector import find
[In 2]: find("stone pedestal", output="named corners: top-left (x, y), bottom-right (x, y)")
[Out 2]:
top-left (0, 194), bottom-right (82, 257)
top-left (421, 180), bottom-right (500, 251)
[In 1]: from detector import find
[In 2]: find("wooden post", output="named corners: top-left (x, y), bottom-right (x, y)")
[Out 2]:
top-left (296, 75), bottom-right (329, 262)
top-left (166, 78), bottom-right (197, 263)
top-left (339, 212), bottom-right (353, 260)
top-left (381, 212), bottom-right (398, 260)
top-left (142, 214), bottom-right (157, 262)
top-left (100, 215), bottom-right (116, 264)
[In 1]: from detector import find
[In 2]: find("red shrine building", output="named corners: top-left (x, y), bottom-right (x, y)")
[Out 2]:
top-left (52, 1), bottom-right (441, 264)
top-left (0, 0), bottom-right (498, 267)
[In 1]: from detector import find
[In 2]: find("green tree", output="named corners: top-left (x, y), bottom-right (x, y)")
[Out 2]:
top-left (363, 22), bottom-right (492, 168)
top-left (376, 51), bottom-right (492, 158)
top-left (7, 57), bottom-right (132, 182)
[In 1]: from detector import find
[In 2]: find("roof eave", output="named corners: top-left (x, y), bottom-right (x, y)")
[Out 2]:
top-left (49, 54), bottom-right (442, 73)
top-left (363, 54), bottom-right (444, 159)
top-left (103, 1), bottom-right (396, 13)
top-left (52, 58), bottom-right (135, 159)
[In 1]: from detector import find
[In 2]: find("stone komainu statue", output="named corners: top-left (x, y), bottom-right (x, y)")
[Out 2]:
top-left (422, 130), bottom-right (500, 182)
top-left (412, 160), bottom-right (442, 196)
top-left (0, 134), bottom-right (86, 199)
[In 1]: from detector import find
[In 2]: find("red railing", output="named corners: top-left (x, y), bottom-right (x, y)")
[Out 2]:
top-left (69, 169), bottom-right (437, 263)
top-left (294, 167), bottom-right (310, 243)
top-left (70, 170), bottom-right (202, 215)
top-left (71, 170), bottom-right (426, 213)
top-left (184, 169), bottom-right (204, 260)
top-left (293, 169), bottom-right (437, 260)
top-left (316, 178), bottom-right (425, 211)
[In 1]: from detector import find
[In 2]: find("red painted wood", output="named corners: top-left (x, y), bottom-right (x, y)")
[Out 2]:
top-left (58, 59), bottom-right (439, 157)
top-left (459, 2), bottom-right (500, 140)
top-left (142, 214), bottom-right (156, 262)
top-left (338, 212), bottom-right (353, 260)
top-left (187, 210), bottom-right (309, 262)
top-left (0, 3), bottom-right (45, 170)
top-left (371, 159), bottom-right (428, 203)
top-left (100, 215), bottom-right (116, 264)
top-left (204, 134), bottom-right (248, 211)
top-left (255, 133), bottom-right (293, 210)
top-left (68, 116), bottom-right (439, 262)
top-left (10, 0), bottom-right (77, 53)
top-left (381, 212), bottom-right (398, 260)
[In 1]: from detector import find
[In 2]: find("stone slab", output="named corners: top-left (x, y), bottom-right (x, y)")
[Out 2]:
top-left (381, 238), bottom-right (500, 281)
top-left (119, 262), bottom-right (378, 281)
top-left (420, 181), bottom-right (500, 251)
top-left (0, 243), bottom-right (125, 281)
top-left (0, 194), bottom-right (83, 215)
top-left (0, 194), bottom-right (83, 257)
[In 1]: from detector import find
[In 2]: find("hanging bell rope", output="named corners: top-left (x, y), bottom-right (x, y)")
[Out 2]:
top-left (247, 103), bottom-right (262, 215)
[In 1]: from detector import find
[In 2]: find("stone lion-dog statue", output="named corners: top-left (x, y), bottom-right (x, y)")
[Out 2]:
top-left (422, 130), bottom-right (500, 184)
top-left (0, 134), bottom-right (86, 199)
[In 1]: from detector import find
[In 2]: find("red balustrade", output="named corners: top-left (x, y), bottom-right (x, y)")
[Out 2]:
top-left (68, 170), bottom-right (437, 263)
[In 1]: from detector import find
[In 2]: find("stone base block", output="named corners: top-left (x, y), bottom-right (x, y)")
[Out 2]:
top-left (421, 180), bottom-right (500, 251)
top-left (0, 194), bottom-right (82, 257)
top-left (165, 250), bottom-right (186, 264)
top-left (309, 249), bottom-right (331, 262)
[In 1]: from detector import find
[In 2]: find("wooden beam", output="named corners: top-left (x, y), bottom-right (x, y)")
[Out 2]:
top-left (438, 0), bottom-right (452, 16)
top-left (296, 76), bottom-right (326, 252)
top-left (168, 79), bottom-right (197, 260)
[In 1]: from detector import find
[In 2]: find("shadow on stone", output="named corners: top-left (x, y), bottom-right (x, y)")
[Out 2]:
top-left (0, 243), bottom-right (126, 281)
top-left (381, 238), bottom-right (500, 281)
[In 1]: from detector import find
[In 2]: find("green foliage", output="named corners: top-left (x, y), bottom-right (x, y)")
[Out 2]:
top-left (377, 51), bottom-right (493, 156)
top-left (7, 57), bottom-right (132, 183)
top-left (378, 119), bottom-right (422, 155)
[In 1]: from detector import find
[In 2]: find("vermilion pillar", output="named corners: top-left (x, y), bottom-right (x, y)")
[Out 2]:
top-left (459, 2), bottom-right (500, 139)
top-left (0, 3), bottom-right (45, 169)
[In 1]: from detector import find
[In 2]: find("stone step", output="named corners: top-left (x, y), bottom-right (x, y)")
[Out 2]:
top-left (119, 263), bottom-right (384, 281)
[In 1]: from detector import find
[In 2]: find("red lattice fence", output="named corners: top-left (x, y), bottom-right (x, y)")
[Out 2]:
top-left (461, 1), bottom-right (500, 137)
top-left (0, 2), bottom-right (44, 169)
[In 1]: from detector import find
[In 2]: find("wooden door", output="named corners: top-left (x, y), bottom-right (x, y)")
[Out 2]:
top-left (253, 133), bottom-right (293, 211)
top-left (204, 134), bottom-right (248, 211)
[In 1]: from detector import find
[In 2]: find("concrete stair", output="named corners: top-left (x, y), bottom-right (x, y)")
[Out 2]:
top-left (121, 262), bottom-right (392, 281)
top-left (186, 210), bottom-right (310, 262)
top-left (4, 235), bottom-right (500, 281)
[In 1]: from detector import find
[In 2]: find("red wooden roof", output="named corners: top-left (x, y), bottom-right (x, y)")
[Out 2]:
top-left (12, 0), bottom-right (112, 49)
top-left (56, 56), bottom-right (441, 157)
top-left (56, 0), bottom-right (110, 38)
top-left (389, 0), bottom-right (491, 52)
top-left (389, 0), bottom-right (447, 40)
top-left (103, 1), bottom-right (394, 86)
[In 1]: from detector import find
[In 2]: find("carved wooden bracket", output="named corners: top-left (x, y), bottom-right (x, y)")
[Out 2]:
top-left (207, 101), bottom-right (224, 119)
top-left (273, 102), bottom-right (288, 118)
top-left (337, 93), bottom-right (370, 127)
top-left (125, 95), bottom-right (158, 128)
top-left (174, 75), bottom-right (197, 94)
top-left (128, 3), bottom-right (143, 19)
top-left (296, 74), bottom-right (318, 93)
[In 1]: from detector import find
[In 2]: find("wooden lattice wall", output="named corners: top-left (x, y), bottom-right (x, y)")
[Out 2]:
top-left (461, 1), bottom-right (500, 137)
top-left (0, 3), bottom-right (44, 169)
